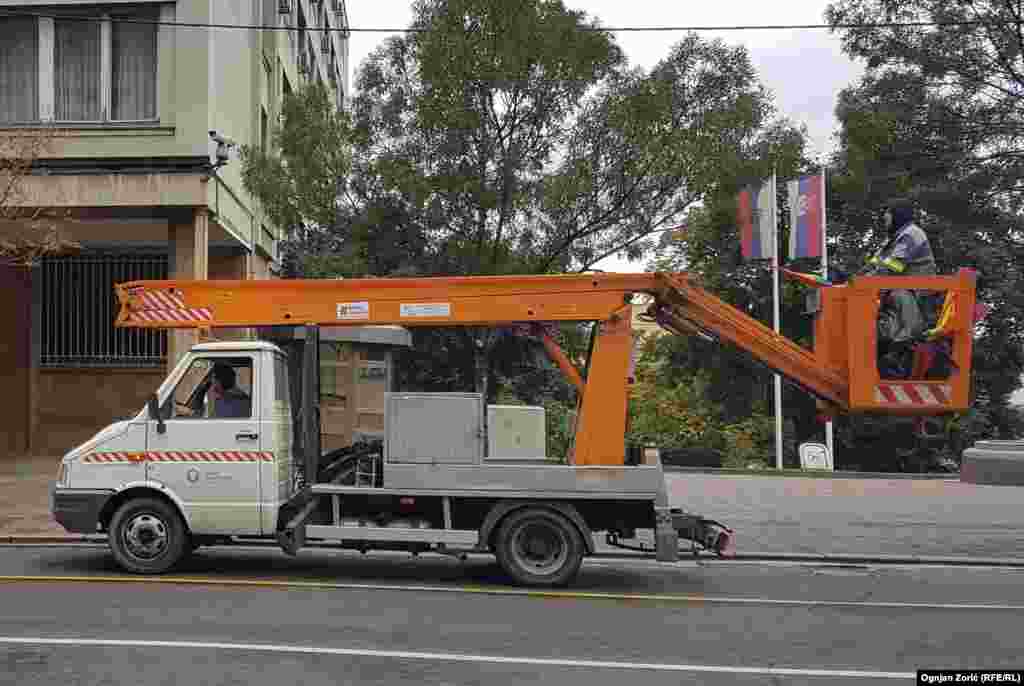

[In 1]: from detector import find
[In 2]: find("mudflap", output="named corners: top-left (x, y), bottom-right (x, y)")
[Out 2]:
top-left (277, 524), bottom-right (306, 557)
top-left (671, 508), bottom-right (735, 557)
top-left (275, 490), bottom-right (318, 557)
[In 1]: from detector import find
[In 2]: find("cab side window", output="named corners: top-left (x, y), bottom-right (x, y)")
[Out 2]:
top-left (166, 357), bottom-right (254, 419)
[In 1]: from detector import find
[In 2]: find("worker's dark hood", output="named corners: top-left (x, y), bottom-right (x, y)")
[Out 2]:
top-left (885, 198), bottom-right (915, 235)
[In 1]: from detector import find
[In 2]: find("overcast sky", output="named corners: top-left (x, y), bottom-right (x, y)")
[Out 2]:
top-left (345, 0), bottom-right (867, 270)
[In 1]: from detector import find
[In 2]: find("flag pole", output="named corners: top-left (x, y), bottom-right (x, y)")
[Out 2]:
top-left (772, 168), bottom-right (783, 470)
top-left (820, 163), bottom-right (834, 464)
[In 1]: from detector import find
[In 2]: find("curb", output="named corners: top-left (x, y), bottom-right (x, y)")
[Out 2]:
top-left (662, 466), bottom-right (958, 480)
top-left (4, 538), bottom-right (1024, 568)
top-left (1, 535), bottom-right (107, 545)
top-left (707, 552), bottom-right (1024, 567)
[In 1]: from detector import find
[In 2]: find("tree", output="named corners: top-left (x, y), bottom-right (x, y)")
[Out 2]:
top-left (0, 129), bottom-right (78, 267)
top-left (826, 0), bottom-right (1024, 212)
top-left (244, 0), bottom-right (787, 409)
top-left (240, 82), bottom-right (356, 277)
top-left (532, 35), bottom-right (776, 272)
top-left (822, 0), bottom-right (1024, 465)
top-left (342, 0), bottom-right (781, 278)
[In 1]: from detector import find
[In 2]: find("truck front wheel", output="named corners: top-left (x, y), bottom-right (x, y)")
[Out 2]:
top-left (494, 508), bottom-right (585, 587)
top-left (108, 497), bottom-right (187, 574)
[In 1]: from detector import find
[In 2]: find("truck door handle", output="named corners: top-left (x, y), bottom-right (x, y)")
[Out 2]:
top-left (235, 432), bottom-right (259, 441)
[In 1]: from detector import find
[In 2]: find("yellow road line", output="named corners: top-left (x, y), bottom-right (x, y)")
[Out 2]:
top-left (0, 575), bottom-right (1021, 610)
top-left (0, 574), bottom-right (672, 601)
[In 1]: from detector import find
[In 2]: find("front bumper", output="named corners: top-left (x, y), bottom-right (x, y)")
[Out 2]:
top-left (50, 485), bottom-right (114, 534)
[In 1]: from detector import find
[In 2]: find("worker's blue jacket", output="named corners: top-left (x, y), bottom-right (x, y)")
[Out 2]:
top-left (864, 222), bottom-right (936, 277)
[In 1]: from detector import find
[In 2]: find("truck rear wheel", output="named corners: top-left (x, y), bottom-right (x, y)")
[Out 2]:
top-left (108, 497), bottom-right (187, 574)
top-left (494, 508), bottom-right (584, 587)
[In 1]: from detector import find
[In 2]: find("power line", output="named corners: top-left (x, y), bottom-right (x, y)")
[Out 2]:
top-left (1, 8), bottom-right (1023, 34)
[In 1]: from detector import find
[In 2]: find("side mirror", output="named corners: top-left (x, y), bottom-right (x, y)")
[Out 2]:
top-left (148, 394), bottom-right (166, 435)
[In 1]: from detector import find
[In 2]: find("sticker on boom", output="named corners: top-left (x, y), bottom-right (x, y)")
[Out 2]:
top-left (336, 301), bottom-right (369, 320)
top-left (400, 303), bottom-right (451, 318)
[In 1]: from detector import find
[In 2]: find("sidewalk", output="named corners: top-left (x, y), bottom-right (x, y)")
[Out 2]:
top-left (4, 455), bottom-right (1024, 559)
top-left (665, 472), bottom-right (1024, 559)
top-left (0, 455), bottom-right (68, 539)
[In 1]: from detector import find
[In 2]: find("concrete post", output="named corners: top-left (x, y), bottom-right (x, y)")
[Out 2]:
top-left (167, 209), bottom-right (209, 374)
top-left (29, 265), bottom-right (41, 455)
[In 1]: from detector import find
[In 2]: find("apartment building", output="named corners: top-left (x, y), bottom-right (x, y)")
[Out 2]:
top-left (0, 0), bottom-right (350, 456)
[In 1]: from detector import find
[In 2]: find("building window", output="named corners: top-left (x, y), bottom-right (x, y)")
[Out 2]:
top-left (0, 18), bottom-right (40, 123)
top-left (54, 18), bottom-right (102, 121)
top-left (41, 253), bottom-right (168, 368)
top-left (112, 15), bottom-right (158, 120)
top-left (0, 9), bottom-right (158, 125)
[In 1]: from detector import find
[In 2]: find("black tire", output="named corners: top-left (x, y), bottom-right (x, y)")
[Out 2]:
top-left (493, 508), bottom-right (585, 587)
top-left (108, 497), bottom-right (188, 574)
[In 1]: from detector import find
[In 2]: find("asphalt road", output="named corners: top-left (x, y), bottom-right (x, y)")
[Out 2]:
top-left (664, 473), bottom-right (1024, 559)
top-left (2, 545), bottom-right (1023, 685)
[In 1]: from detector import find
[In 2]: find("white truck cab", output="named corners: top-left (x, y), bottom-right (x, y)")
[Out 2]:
top-left (52, 342), bottom-right (294, 569)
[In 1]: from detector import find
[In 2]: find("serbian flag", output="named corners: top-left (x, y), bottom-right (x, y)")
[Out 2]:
top-left (787, 174), bottom-right (823, 259)
top-left (737, 181), bottom-right (774, 260)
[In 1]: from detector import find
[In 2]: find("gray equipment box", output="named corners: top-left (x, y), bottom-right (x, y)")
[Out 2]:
top-left (960, 440), bottom-right (1024, 486)
top-left (385, 393), bottom-right (484, 465)
top-left (487, 404), bottom-right (547, 461)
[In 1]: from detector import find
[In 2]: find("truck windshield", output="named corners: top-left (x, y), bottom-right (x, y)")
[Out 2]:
top-left (168, 357), bottom-right (254, 419)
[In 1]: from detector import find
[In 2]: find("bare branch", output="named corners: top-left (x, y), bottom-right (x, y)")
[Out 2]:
top-left (0, 127), bottom-right (80, 267)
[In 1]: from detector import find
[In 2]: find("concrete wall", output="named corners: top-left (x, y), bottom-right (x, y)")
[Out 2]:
top-left (6, 0), bottom-right (350, 261)
top-left (36, 368), bottom-right (165, 456)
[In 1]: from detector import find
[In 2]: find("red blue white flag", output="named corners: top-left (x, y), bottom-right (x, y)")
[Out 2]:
top-left (786, 174), bottom-right (823, 259)
top-left (737, 181), bottom-right (774, 260)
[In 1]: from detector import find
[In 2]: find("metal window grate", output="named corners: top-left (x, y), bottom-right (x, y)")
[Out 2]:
top-left (41, 252), bottom-right (168, 368)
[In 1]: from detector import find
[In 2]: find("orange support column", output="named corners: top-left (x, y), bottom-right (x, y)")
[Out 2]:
top-left (571, 307), bottom-right (633, 466)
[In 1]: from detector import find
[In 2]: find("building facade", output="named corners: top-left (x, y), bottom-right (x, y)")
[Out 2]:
top-left (0, 0), bottom-right (350, 456)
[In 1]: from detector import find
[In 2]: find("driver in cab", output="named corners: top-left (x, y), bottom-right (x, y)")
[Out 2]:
top-left (207, 363), bottom-right (251, 418)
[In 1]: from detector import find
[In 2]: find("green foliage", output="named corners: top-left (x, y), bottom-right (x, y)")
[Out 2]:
top-left (352, 0), bottom-right (627, 276)
top-left (246, 0), bottom-right (787, 280)
top-left (240, 81), bottom-right (353, 235)
top-left (641, 121), bottom-right (819, 466)
top-left (627, 370), bottom-right (724, 448)
top-left (236, 0), bottom-right (1024, 471)
top-left (626, 332), bottom-right (777, 468)
top-left (248, 0), bottom-right (791, 411)
top-left (535, 36), bottom-right (777, 271)
top-left (720, 414), bottom-right (777, 469)
top-left (541, 397), bottom-right (577, 461)
top-left (822, 0), bottom-right (1024, 461)
top-left (826, 0), bottom-right (1024, 211)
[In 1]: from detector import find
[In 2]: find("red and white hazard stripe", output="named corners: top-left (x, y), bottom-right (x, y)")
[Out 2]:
top-left (874, 384), bottom-right (951, 405)
top-left (80, 452), bottom-right (145, 463)
top-left (139, 289), bottom-right (186, 311)
top-left (129, 308), bottom-right (214, 324)
top-left (128, 288), bottom-right (214, 324)
top-left (83, 451), bottom-right (274, 464)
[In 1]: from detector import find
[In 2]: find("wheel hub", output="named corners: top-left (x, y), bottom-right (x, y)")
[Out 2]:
top-left (123, 513), bottom-right (169, 560)
top-left (514, 522), bottom-right (568, 572)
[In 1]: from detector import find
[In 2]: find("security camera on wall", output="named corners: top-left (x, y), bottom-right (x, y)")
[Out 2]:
top-left (209, 130), bottom-right (237, 167)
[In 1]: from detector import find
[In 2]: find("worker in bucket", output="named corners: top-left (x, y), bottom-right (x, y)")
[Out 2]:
top-left (207, 363), bottom-right (251, 418)
top-left (858, 197), bottom-right (937, 377)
